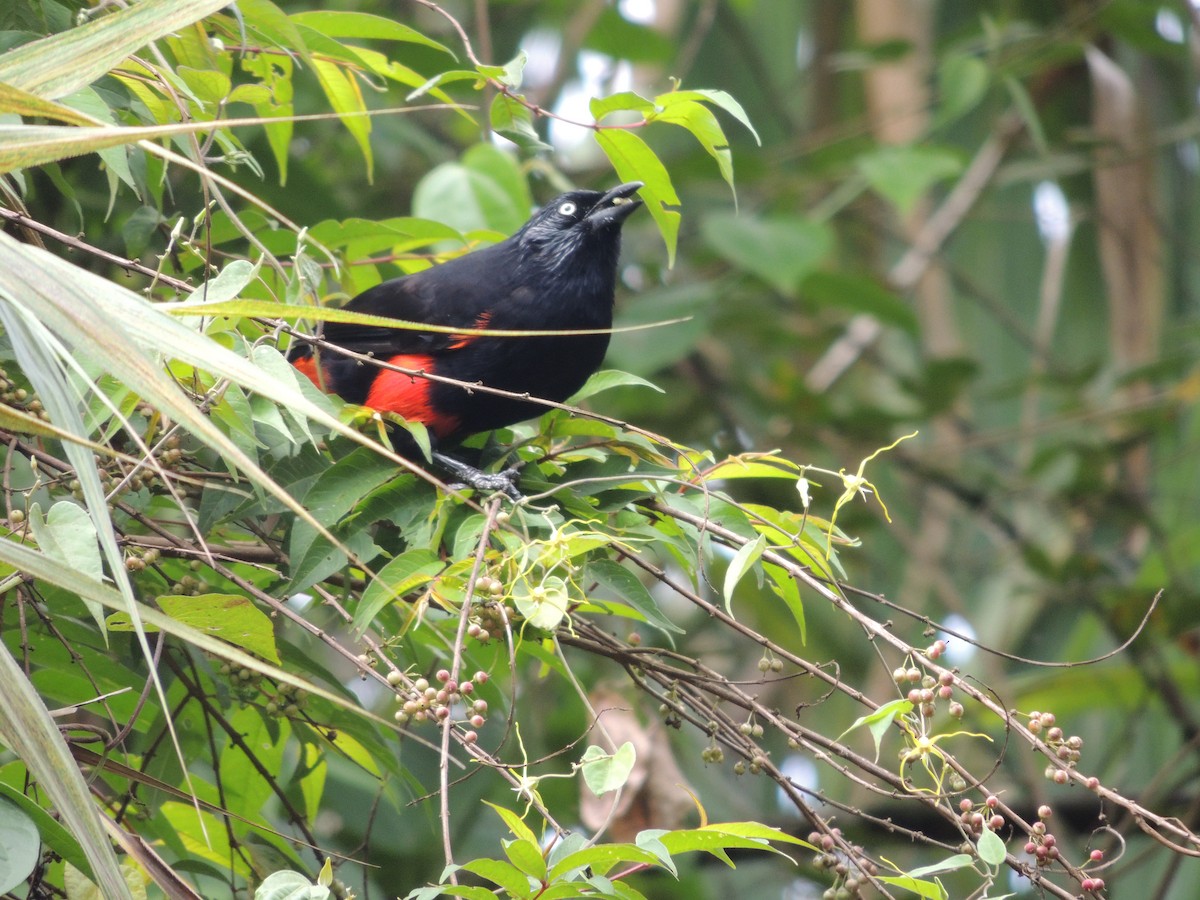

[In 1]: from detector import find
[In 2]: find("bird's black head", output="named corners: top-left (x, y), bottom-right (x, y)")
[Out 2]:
top-left (516, 182), bottom-right (644, 277)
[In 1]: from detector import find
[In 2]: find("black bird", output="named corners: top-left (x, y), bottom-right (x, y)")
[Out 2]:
top-left (289, 181), bottom-right (644, 496)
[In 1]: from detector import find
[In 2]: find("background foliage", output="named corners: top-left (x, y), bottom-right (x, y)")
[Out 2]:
top-left (1, 1), bottom-right (1199, 898)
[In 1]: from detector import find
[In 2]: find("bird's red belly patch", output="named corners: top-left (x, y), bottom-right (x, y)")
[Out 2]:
top-left (292, 354), bottom-right (324, 390)
top-left (365, 354), bottom-right (460, 438)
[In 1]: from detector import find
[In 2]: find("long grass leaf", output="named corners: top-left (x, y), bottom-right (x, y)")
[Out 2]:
top-left (0, 0), bottom-right (231, 101)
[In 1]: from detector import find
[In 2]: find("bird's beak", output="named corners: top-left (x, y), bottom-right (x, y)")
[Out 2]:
top-left (587, 181), bottom-right (644, 227)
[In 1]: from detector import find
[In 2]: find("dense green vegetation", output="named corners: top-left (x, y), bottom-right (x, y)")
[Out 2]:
top-left (1, 1), bottom-right (1199, 898)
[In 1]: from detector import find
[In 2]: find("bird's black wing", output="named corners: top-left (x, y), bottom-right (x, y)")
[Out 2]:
top-left (314, 240), bottom-right (517, 358)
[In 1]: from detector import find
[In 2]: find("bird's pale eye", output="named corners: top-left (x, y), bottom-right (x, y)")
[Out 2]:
top-left (558, 201), bottom-right (577, 217)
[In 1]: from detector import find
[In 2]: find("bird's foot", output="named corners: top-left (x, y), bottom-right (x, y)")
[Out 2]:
top-left (432, 452), bottom-right (523, 501)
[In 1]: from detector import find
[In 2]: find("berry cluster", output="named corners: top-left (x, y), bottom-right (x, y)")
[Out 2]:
top-left (217, 660), bottom-right (260, 695)
top-left (466, 576), bottom-right (511, 643)
top-left (264, 682), bottom-right (308, 718)
top-left (700, 736), bottom-right (725, 764)
top-left (125, 547), bottom-right (161, 572)
top-left (390, 668), bottom-right (490, 743)
top-left (806, 827), bottom-right (878, 900)
top-left (1079, 847), bottom-right (1107, 892)
top-left (891, 641), bottom-right (962, 719)
top-left (731, 754), bottom-right (769, 776)
top-left (756, 651), bottom-right (784, 673)
top-left (957, 794), bottom-right (1006, 836)
top-left (0, 370), bottom-right (48, 422)
top-left (1027, 710), bottom-right (1084, 783)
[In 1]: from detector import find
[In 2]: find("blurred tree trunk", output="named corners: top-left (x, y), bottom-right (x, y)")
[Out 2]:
top-left (855, 0), bottom-right (964, 617)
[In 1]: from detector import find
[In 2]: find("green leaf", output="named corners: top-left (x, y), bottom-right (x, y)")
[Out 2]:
top-left (937, 53), bottom-right (989, 124)
top-left (353, 549), bottom-right (442, 634)
top-left (722, 534), bottom-right (766, 615)
top-left (902, 854), bottom-right (975, 878)
top-left (595, 128), bottom-right (680, 266)
top-left (763, 562), bottom-right (806, 645)
top-left (975, 828), bottom-right (1007, 866)
top-left (570, 369), bottom-right (664, 403)
top-left (857, 145), bottom-right (963, 216)
top-left (485, 801), bottom-right (540, 847)
top-left (503, 837), bottom-right (548, 881)
top-left (839, 698), bottom-right (912, 762)
top-left (289, 10), bottom-right (452, 55)
top-left (633, 831), bottom-right (678, 877)
top-left (0, 783), bottom-right (92, 883)
top-left (0, 0), bottom-right (232, 100)
top-left (405, 69), bottom-right (480, 102)
top-left (649, 99), bottom-right (735, 198)
top-left (0, 795), bottom-right (40, 894)
top-left (27, 501), bottom-right (104, 630)
top-left (659, 89), bottom-right (760, 145)
top-left (306, 50), bottom-right (373, 180)
top-left (490, 93), bottom-right (552, 152)
top-left (195, 259), bottom-right (257, 305)
top-left (60, 87), bottom-right (137, 198)
top-left (701, 213), bottom-right (833, 297)
top-left (498, 50), bottom-right (528, 90)
top-left (590, 91), bottom-right (655, 121)
top-left (548, 843), bottom-right (663, 882)
top-left (586, 559), bottom-right (683, 636)
top-left (580, 742), bottom-right (637, 796)
top-left (0, 582), bottom-right (131, 898)
top-left (657, 822), bottom-right (806, 865)
top-left (28, 501), bottom-right (102, 584)
top-left (457, 859), bottom-right (531, 896)
top-left (106, 594), bottom-right (281, 664)
top-left (414, 144), bottom-right (531, 235)
top-left (874, 874), bottom-right (949, 900)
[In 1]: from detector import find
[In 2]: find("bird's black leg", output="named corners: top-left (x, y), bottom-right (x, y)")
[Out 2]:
top-left (432, 451), bottom-right (523, 501)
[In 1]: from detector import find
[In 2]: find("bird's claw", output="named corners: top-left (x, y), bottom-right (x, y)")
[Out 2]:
top-left (432, 452), bottom-right (523, 501)
top-left (461, 468), bottom-right (523, 501)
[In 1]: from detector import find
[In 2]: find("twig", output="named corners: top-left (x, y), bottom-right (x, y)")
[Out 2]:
top-left (440, 496), bottom-right (503, 880)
